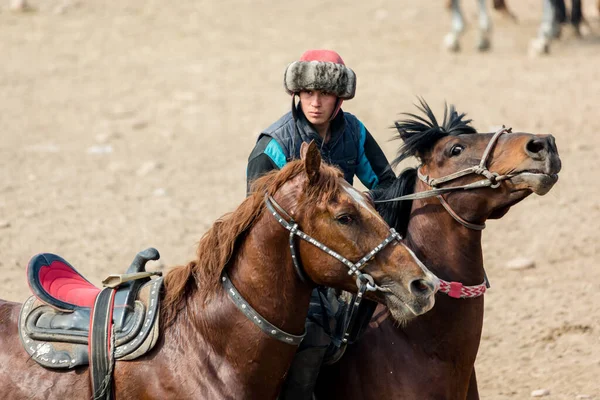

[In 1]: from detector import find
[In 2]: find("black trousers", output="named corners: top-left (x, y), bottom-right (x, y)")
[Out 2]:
top-left (278, 288), bottom-right (378, 400)
top-left (278, 288), bottom-right (336, 400)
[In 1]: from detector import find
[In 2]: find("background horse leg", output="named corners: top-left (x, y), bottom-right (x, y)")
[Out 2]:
top-left (570, 0), bottom-right (583, 36)
top-left (493, 0), bottom-right (518, 20)
top-left (530, 0), bottom-right (559, 55)
top-left (444, 0), bottom-right (465, 52)
top-left (552, 0), bottom-right (568, 25)
top-left (551, 0), bottom-right (586, 37)
top-left (477, 0), bottom-right (492, 51)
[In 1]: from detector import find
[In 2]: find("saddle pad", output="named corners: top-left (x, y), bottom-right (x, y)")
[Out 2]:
top-left (19, 277), bottom-right (163, 369)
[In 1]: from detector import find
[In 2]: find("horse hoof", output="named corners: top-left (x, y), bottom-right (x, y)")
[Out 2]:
top-left (477, 37), bottom-right (491, 52)
top-left (575, 23), bottom-right (591, 38)
top-left (443, 34), bottom-right (460, 52)
top-left (529, 38), bottom-right (550, 57)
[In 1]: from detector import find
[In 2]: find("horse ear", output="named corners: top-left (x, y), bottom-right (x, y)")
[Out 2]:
top-left (300, 141), bottom-right (321, 184)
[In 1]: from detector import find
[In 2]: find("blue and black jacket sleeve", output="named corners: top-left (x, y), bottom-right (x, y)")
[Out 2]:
top-left (355, 124), bottom-right (396, 190)
top-left (246, 135), bottom-right (288, 195)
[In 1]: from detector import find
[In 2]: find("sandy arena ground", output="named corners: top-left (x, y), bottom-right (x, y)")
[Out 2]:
top-left (1, 0), bottom-right (599, 398)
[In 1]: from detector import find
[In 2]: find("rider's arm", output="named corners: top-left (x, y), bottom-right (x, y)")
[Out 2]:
top-left (355, 122), bottom-right (396, 190)
top-left (246, 136), bottom-right (287, 195)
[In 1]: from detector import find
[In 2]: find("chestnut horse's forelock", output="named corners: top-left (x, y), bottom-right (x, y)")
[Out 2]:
top-left (161, 159), bottom-right (344, 327)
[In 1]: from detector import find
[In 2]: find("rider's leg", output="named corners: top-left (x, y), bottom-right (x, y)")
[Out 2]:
top-left (278, 288), bottom-right (335, 400)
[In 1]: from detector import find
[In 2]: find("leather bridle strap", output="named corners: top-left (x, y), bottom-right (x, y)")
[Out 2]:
top-left (418, 127), bottom-right (511, 231)
top-left (376, 127), bottom-right (513, 204)
top-left (341, 275), bottom-right (370, 345)
top-left (265, 194), bottom-right (401, 289)
top-left (437, 195), bottom-right (486, 231)
top-left (373, 177), bottom-right (502, 202)
top-left (375, 127), bottom-right (514, 231)
top-left (419, 126), bottom-right (513, 188)
top-left (265, 195), bottom-right (443, 347)
top-left (220, 193), bottom-right (405, 345)
top-left (221, 272), bottom-right (306, 345)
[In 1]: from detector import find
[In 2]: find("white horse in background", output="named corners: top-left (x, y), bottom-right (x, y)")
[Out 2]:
top-left (9, 0), bottom-right (31, 11)
top-left (444, 0), bottom-right (562, 55)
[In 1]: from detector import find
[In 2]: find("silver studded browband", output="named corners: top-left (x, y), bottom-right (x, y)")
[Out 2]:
top-left (265, 194), bottom-right (402, 283)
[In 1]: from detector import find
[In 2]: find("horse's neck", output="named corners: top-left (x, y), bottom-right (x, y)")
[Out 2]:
top-left (230, 215), bottom-right (312, 334)
top-left (158, 215), bottom-right (312, 398)
top-left (401, 191), bottom-right (486, 362)
top-left (407, 200), bottom-right (485, 285)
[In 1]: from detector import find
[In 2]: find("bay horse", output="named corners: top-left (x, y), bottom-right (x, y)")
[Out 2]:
top-left (316, 101), bottom-right (561, 399)
top-left (0, 141), bottom-right (439, 399)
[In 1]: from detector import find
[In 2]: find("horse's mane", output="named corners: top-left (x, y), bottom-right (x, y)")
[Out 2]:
top-left (372, 168), bottom-right (417, 237)
top-left (373, 99), bottom-right (477, 233)
top-left (161, 159), bottom-right (343, 326)
top-left (391, 98), bottom-right (477, 166)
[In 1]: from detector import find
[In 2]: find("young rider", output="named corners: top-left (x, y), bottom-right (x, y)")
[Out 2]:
top-left (246, 49), bottom-right (395, 399)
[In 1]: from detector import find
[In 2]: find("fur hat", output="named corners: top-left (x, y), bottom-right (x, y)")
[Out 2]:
top-left (284, 50), bottom-right (356, 100)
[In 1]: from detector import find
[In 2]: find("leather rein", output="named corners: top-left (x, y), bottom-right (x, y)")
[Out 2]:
top-left (221, 193), bottom-right (426, 345)
top-left (373, 127), bottom-right (515, 299)
top-left (375, 126), bottom-right (513, 231)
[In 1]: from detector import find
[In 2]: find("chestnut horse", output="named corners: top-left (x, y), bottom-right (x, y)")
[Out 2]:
top-left (316, 101), bottom-right (561, 399)
top-left (0, 141), bottom-right (439, 399)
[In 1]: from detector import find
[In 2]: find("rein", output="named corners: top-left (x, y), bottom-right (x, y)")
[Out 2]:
top-left (265, 194), bottom-right (402, 286)
top-left (374, 127), bottom-right (513, 230)
top-left (221, 193), bottom-right (413, 345)
top-left (373, 127), bottom-right (511, 298)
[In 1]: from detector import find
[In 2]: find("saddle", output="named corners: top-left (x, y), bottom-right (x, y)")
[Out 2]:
top-left (18, 248), bottom-right (164, 398)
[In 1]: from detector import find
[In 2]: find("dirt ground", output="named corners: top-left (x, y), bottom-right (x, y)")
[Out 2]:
top-left (1, 0), bottom-right (599, 398)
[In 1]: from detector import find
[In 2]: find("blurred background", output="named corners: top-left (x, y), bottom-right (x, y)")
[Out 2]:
top-left (1, 0), bottom-right (598, 398)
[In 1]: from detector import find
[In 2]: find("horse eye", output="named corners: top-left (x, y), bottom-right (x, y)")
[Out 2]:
top-left (450, 144), bottom-right (464, 156)
top-left (336, 214), bottom-right (354, 225)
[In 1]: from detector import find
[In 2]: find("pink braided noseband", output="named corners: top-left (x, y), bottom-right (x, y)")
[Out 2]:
top-left (439, 280), bottom-right (487, 299)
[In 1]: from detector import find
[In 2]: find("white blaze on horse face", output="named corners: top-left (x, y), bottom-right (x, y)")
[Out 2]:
top-left (342, 185), bottom-right (386, 224)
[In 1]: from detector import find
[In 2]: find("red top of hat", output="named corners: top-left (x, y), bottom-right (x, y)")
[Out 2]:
top-left (299, 49), bottom-right (346, 65)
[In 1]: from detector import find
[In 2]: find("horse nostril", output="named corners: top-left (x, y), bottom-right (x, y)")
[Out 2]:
top-left (410, 279), bottom-right (434, 297)
top-left (526, 138), bottom-right (547, 155)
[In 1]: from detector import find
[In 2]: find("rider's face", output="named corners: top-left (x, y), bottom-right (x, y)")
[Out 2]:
top-left (299, 90), bottom-right (338, 127)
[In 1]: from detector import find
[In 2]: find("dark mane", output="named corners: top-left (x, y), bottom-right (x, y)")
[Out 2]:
top-left (372, 168), bottom-right (417, 236)
top-left (392, 98), bottom-right (477, 166)
top-left (161, 159), bottom-right (344, 326)
top-left (373, 99), bottom-right (476, 233)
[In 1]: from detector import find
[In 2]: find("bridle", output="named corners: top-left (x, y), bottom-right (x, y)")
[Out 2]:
top-left (264, 194), bottom-right (404, 287)
top-left (375, 126), bottom-right (514, 231)
top-left (373, 127), bottom-right (515, 298)
top-left (222, 192), bottom-right (429, 345)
